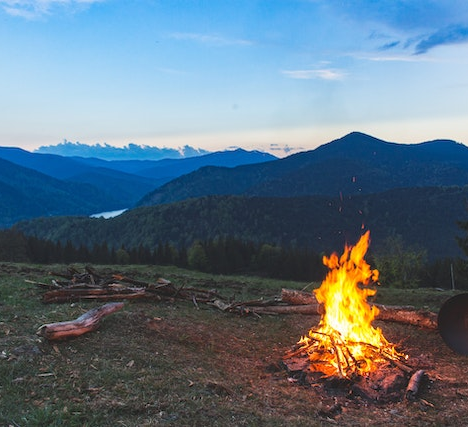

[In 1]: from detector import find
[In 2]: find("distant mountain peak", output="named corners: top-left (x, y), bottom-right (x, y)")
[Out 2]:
top-left (334, 131), bottom-right (389, 144)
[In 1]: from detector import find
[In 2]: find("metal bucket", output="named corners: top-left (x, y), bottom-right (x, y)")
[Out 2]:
top-left (438, 293), bottom-right (468, 356)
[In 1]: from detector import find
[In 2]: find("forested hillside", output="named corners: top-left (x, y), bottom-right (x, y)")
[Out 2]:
top-left (15, 186), bottom-right (468, 260)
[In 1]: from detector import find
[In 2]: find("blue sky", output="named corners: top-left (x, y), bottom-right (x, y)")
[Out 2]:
top-left (1, 0), bottom-right (468, 156)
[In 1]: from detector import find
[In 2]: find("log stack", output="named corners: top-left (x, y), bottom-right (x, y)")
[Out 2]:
top-left (31, 267), bottom-right (438, 339)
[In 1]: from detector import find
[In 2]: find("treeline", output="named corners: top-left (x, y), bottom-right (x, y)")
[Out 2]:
top-left (0, 229), bottom-right (326, 282)
top-left (2, 228), bottom-right (468, 289)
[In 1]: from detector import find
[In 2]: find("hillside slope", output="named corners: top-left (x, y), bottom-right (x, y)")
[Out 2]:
top-left (0, 147), bottom-right (156, 206)
top-left (15, 186), bottom-right (468, 259)
top-left (0, 158), bottom-right (123, 227)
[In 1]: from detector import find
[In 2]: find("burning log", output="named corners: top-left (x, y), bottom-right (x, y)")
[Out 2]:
top-left (281, 232), bottom-right (429, 403)
top-left (286, 232), bottom-right (410, 380)
top-left (281, 288), bottom-right (437, 329)
top-left (36, 302), bottom-right (124, 340)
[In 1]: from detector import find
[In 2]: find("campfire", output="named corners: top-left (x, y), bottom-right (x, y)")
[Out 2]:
top-left (282, 231), bottom-right (427, 403)
top-left (290, 231), bottom-right (406, 378)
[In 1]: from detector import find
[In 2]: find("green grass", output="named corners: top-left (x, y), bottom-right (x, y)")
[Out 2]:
top-left (1, 263), bottom-right (468, 426)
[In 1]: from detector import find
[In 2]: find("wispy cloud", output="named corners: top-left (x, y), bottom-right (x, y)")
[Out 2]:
top-left (364, 55), bottom-right (426, 62)
top-left (325, 0), bottom-right (468, 32)
top-left (414, 25), bottom-right (468, 54)
top-left (378, 41), bottom-right (400, 51)
top-left (319, 1), bottom-right (468, 55)
top-left (281, 68), bottom-right (346, 81)
top-left (168, 32), bottom-right (253, 47)
top-left (0, 0), bottom-right (103, 19)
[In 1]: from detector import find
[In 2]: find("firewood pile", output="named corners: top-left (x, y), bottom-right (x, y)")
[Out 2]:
top-left (32, 266), bottom-right (219, 304)
top-left (31, 266), bottom-right (438, 351)
top-left (31, 266), bottom-right (438, 327)
top-left (281, 325), bottom-right (430, 403)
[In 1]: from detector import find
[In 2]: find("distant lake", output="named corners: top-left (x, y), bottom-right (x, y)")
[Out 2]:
top-left (90, 209), bottom-right (127, 219)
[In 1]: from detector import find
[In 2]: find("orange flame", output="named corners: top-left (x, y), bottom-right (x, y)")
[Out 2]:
top-left (298, 231), bottom-right (403, 377)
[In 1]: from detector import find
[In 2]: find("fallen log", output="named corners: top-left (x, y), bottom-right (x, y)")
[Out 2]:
top-left (281, 288), bottom-right (318, 305)
top-left (281, 288), bottom-right (438, 329)
top-left (36, 302), bottom-right (124, 340)
top-left (375, 304), bottom-right (437, 330)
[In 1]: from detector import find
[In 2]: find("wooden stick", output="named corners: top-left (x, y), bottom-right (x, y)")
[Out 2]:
top-left (406, 369), bottom-right (426, 400)
top-left (36, 302), bottom-right (125, 341)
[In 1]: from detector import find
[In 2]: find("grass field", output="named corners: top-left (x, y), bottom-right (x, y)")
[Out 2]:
top-left (1, 263), bottom-right (468, 426)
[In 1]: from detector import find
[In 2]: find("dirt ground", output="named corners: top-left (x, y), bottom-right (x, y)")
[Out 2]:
top-left (126, 308), bottom-right (468, 426)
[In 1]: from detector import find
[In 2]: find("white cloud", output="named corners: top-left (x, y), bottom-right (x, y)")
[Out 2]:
top-left (281, 68), bottom-right (346, 80)
top-left (0, 0), bottom-right (103, 18)
top-left (168, 32), bottom-right (253, 47)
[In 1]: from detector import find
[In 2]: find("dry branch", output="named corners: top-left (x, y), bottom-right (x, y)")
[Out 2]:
top-left (36, 302), bottom-right (124, 340)
top-left (34, 270), bottom-right (218, 304)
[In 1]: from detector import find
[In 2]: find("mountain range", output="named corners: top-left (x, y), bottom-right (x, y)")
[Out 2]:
top-left (3, 131), bottom-right (468, 260)
top-left (0, 147), bottom-right (276, 227)
top-left (138, 132), bottom-right (468, 206)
